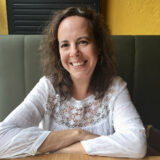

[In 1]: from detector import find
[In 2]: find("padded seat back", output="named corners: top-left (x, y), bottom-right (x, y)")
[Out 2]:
top-left (0, 35), bottom-right (42, 120)
top-left (0, 35), bottom-right (160, 129)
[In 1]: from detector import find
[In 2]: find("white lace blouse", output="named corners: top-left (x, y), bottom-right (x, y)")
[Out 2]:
top-left (0, 76), bottom-right (147, 159)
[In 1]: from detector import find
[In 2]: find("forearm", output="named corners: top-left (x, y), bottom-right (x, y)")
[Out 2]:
top-left (54, 130), bottom-right (99, 154)
top-left (55, 142), bottom-right (86, 154)
top-left (38, 129), bottom-right (80, 153)
top-left (38, 129), bottom-right (99, 153)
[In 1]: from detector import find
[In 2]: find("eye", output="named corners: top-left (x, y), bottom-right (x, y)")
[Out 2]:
top-left (79, 40), bottom-right (88, 45)
top-left (60, 43), bottom-right (69, 48)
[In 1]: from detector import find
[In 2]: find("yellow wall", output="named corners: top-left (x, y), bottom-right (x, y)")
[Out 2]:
top-left (0, 0), bottom-right (8, 34)
top-left (103, 0), bottom-right (160, 35)
top-left (0, 0), bottom-right (160, 35)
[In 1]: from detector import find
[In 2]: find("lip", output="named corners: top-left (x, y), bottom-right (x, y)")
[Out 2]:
top-left (70, 60), bottom-right (87, 67)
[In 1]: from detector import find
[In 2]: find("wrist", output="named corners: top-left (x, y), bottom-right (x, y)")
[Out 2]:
top-left (74, 128), bottom-right (83, 141)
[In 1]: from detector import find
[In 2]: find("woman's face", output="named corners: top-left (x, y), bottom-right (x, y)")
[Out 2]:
top-left (58, 16), bottom-right (98, 82)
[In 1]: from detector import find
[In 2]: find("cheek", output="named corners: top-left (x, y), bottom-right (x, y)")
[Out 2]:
top-left (92, 52), bottom-right (99, 68)
top-left (93, 46), bottom-right (99, 61)
top-left (59, 52), bottom-right (68, 67)
top-left (59, 50), bottom-right (64, 61)
top-left (90, 47), bottom-right (99, 62)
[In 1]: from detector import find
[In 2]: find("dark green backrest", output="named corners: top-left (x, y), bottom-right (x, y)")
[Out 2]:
top-left (0, 35), bottom-right (42, 121)
top-left (0, 35), bottom-right (160, 129)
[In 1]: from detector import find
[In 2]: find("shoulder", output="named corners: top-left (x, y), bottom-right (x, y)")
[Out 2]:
top-left (39, 76), bottom-right (53, 86)
top-left (100, 77), bottom-right (130, 112)
top-left (35, 76), bottom-right (56, 95)
top-left (110, 76), bottom-right (127, 91)
top-left (104, 76), bottom-right (127, 99)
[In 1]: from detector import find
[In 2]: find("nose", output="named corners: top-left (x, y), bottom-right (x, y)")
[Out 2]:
top-left (70, 44), bottom-right (79, 57)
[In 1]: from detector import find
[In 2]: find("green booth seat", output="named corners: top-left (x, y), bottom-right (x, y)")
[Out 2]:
top-left (0, 35), bottom-right (160, 129)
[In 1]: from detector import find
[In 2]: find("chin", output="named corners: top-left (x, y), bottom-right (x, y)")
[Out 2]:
top-left (72, 74), bottom-right (91, 81)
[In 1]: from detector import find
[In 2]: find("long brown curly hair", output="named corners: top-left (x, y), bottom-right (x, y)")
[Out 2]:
top-left (40, 7), bottom-right (117, 99)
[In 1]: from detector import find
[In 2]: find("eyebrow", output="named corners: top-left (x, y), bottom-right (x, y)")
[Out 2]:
top-left (59, 40), bottom-right (68, 45)
top-left (77, 36), bottom-right (90, 41)
top-left (59, 36), bottom-right (90, 44)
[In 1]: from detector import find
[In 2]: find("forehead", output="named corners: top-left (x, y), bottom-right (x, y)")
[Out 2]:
top-left (58, 16), bottom-right (93, 40)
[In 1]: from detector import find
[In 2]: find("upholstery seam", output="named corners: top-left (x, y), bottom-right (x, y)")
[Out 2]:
top-left (23, 35), bottom-right (26, 97)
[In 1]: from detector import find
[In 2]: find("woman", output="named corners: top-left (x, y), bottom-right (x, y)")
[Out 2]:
top-left (0, 7), bottom-right (146, 158)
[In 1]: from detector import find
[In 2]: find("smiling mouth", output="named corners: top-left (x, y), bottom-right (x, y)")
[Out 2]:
top-left (70, 61), bottom-right (87, 67)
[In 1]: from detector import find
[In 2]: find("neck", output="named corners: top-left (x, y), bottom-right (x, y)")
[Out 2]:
top-left (72, 79), bottom-right (91, 100)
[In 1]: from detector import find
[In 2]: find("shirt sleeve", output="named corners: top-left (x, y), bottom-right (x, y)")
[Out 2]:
top-left (81, 78), bottom-right (147, 158)
top-left (0, 77), bottom-right (52, 159)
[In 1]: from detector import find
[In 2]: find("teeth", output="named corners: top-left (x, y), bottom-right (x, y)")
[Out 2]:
top-left (72, 61), bottom-right (85, 66)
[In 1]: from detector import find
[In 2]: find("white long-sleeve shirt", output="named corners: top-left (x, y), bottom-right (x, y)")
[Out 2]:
top-left (0, 76), bottom-right (147, 159)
